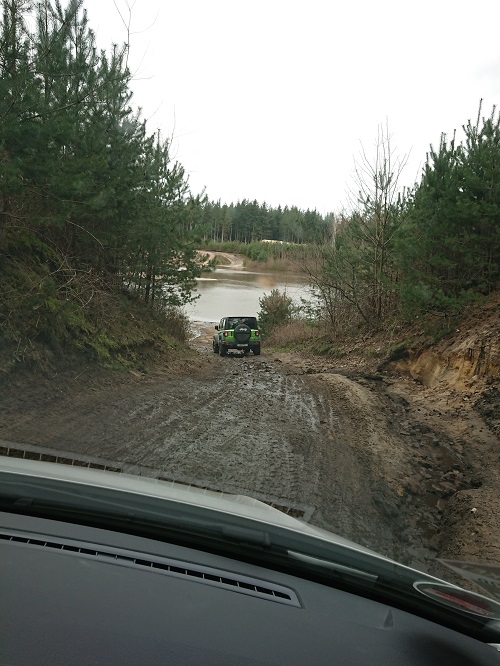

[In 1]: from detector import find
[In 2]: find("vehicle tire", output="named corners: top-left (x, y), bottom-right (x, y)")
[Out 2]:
top-left (219, 344), bottom-right (227, 357)
top-left (213, 340), bottom-right (219, 353)
top-left (253, 347), bottom-right (261, 355)
top-left (233, 323), bottom-right (251, 344)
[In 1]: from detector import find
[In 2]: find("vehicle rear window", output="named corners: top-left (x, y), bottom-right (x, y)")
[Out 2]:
top-left (227, 317), bottom-right (258, 329)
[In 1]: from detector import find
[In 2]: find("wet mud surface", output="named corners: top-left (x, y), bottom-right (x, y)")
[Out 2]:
top-left (0, 353), bottom-right (397, 556)
top-left (1, 333), bottom-right (498, 580)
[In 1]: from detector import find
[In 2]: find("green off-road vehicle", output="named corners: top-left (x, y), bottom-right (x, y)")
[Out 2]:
top-left (213, 316), bottom-right (261, 356)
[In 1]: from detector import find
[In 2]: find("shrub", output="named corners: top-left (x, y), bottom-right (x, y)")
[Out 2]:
top-left (152, 303), bottom-right (191, 342)
top-left (258, 289), bottom-right (295, 336)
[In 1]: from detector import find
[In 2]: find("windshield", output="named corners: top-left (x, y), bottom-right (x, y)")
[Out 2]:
top-left (1, 0), bottom-right (500, 653)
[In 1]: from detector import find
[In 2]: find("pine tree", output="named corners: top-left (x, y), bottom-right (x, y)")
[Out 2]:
top-left (399, 102), bottom-right (500, 315)
top-left (1, 0), bottom-right (204, 350)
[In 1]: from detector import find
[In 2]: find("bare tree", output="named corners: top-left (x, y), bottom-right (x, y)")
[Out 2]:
top-left (348, 121), bottom-right (409, 320)
top-left (304, 123), bottom-right (410, 334)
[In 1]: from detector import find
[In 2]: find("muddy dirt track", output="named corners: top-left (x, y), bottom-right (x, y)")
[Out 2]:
top-left (0, 353), bottom-right (395, 553)
top-left (1, 330), bottom-right (498, 580)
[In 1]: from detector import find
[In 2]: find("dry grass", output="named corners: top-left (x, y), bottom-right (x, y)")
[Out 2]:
top-left (153, 305), bottom-right (191, 343)
top-left (265, 320), bottom-right (320, 347)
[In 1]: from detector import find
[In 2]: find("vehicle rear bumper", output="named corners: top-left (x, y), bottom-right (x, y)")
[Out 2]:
top-left (222, 341), bottom-right (260, 350)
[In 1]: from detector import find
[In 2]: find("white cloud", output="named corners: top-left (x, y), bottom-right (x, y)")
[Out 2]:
top-left (83, 0), bottom-right (500, 212)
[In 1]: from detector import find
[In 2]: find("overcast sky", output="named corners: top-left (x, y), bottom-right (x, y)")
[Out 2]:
top-left (83, 0), bottom-right (500, 214)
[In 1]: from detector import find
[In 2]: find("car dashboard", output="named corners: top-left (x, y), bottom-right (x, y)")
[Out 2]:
top-left (1, 458), bottom-right (499, 665)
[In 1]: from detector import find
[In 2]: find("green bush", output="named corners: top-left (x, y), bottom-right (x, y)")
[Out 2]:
top-left (258, 289), bottom-right (295, 336)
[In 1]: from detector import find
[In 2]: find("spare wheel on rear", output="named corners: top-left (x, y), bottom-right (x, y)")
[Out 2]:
top-left (234, 323), bottom-right (251, 343)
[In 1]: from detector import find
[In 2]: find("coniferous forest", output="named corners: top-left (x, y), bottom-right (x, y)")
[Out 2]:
top-left (1, 0), bottom-right (499, 365)
top-left (1, 0), bottom-right (206, 359)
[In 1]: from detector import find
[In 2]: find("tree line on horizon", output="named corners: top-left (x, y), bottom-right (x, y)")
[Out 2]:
top-left (193, 200), bottom-right (333, 245)
top-left (1, 0), bottom-right (499, 357)
top-left (201, 108), bottom-right (500, 335)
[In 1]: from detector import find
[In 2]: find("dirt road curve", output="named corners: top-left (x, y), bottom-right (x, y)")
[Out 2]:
top-left (197, 250), bottom-right (244, 268)
top-left (2, 329), bottom-right (495, 577)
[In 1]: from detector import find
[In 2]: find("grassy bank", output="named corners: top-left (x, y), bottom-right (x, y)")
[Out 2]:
top-left (0, 253), bottom-right (193, 377)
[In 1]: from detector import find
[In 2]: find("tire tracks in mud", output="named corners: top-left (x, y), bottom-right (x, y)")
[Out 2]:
top-left (0, 351), bottom-right (405, 560)
top-left (4, 332), bottom-right (498, 585)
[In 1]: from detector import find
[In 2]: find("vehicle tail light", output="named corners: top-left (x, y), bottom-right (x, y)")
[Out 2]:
top-left (255, 330), bottom-right (260, 336)
top-left (223, 331), bottom-right (229, 337)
